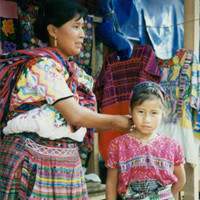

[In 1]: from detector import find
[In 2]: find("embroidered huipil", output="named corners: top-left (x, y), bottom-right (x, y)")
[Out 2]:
top-left (1, 47), bottom-right (96, 166)
top-left (4, 56), bottom-right (95, 141)
top-left (157, 49), bottom-right (200, 164)
top-left (94, 45), bottom-right (161, 162)
top-left (106, 134), bottom-right (185, 195)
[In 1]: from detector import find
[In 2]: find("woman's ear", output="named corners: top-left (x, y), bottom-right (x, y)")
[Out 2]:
top-left (47, 24), bottom-right (58, 38)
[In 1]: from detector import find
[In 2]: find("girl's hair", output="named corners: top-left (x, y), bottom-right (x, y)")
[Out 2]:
top-left (33, 0), bottom-right (87, 43)
top-left (130, 81), bottom-right (166, 112)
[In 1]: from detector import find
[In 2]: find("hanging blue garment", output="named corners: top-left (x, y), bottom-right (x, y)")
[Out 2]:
top-left (95, 0), bottom-right (134, 58)
top-left (112, 0), bottom-right (140, 41)
top-left (135, 0), bottom-right (184, 59)
top-left (96, 0), bottom-right (185, 60)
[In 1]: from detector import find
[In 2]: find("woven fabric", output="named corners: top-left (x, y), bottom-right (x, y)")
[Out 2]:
top-left (93, 45), bottom-right (161, 162)
top-left (0, 133), bottom-right (88, 199)
top-left (158, 49), bottom-right (200, 135)
top-left (18, 1), bottom-right (44, 49)
top-left (122, 180), bottom-right (174, 200)
top-left (25, 138), bottom-right (79, 157)
top-left (94, 45), bottom-right (161, 109)
top-left (0, 17), bottom-right (22, 53)
top-left (106, 134), bottom-right (185, 195)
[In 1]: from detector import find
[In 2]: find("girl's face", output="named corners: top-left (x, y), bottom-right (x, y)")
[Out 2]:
top-left (55, 15), bottom-right (85, 59)
top-left (131, 98), bottom-right (163, 136)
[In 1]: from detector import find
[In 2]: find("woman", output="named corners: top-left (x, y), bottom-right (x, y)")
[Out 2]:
top-left (0, 0), bottom-right (130, 199)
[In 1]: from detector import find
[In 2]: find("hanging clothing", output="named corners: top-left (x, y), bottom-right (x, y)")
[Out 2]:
top-left (0, 0), bottom-right (22, 54)
top-left (135, 0), bottom-right (184, 59)
top-left (157, 48), bottom-right (200, 164)
top-left (94, 45), bottom-right (161, 162)
top-left (18, 0), bottom-right (45, 49)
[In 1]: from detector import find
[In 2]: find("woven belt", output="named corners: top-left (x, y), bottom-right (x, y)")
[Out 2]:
top-left (25, 138), bottom-right (79, 157)
top-left (121, 179), bottom-right (174, 200)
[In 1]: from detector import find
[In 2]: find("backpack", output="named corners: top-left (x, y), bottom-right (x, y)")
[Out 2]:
top-left (0, 49), bottom-right (48, 140)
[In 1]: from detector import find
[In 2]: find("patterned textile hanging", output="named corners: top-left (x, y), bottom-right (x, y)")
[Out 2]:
top-left (157, 48), bottom-right (200, 164)
top-left (0, 1), bottom-right (22, 53)
top-left (94, 45), bottom-right (161, 162)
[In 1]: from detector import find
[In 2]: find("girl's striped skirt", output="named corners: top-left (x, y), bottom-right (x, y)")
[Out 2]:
top-left (0, 133), bottom-right (89, 200)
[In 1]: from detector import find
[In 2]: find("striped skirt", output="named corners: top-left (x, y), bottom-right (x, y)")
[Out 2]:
top-left (0, 133), bottom-right (88, 200)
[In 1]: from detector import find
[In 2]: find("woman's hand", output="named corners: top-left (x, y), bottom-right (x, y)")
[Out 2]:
top-left (111, 115), bottom-right (131, 132)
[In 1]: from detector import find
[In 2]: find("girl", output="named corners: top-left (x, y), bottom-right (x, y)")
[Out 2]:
top-left (106, 81), bottom-right (186, 200)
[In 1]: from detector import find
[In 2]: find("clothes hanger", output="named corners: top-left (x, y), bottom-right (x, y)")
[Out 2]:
top-left (116, 42), bottom-right (134, 61)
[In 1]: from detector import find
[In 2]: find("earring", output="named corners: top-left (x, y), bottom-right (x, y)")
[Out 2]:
top-left (54, 37), bottom-right (57, 47)
top-left (130, 124), bottom-right (135, 132)
top-left (129, 115), bottom-right (135, 132)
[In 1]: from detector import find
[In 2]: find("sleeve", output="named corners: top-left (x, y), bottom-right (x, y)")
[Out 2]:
top-left (174, 140), bottom-right (186, 166)
top-left (93, 58), bottom-right (108, 110)
top-left (106, 138), bottom-right (119, 168)
top-left (190, 53), bottom-right (200, 132)
top-left (26, 57), bottom-right (73, 105)
top-left (142, 45), bottom-right (161, 81)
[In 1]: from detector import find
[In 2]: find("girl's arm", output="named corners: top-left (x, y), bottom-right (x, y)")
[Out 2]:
top-left (106, 168), bottom-right (119, 200)
top-left (171, 164), bottom-right (186, 197)
top-left (53, 97), bottom-right (130, 132)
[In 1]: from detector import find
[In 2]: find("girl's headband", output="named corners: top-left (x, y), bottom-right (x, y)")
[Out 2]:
top-left (130, 81), bottom-right (167, 102)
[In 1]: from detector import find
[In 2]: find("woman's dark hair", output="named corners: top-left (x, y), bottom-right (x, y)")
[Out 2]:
top-left (129, 81), bottom-right (167, 112)
top-left (33, 0), bottom-right (87, 43)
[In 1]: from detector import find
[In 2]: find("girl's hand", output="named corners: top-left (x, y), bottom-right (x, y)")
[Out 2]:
top-left (172, 164), bottom-right (186, 196)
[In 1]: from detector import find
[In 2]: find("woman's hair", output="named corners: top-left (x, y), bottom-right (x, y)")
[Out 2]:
top-left (129, 81), bottom-right (167, 112)
top-left (33, 0), bottom-right (87, 43)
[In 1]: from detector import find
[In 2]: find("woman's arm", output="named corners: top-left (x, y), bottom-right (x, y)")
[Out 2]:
top-left (106, 168), bottom-right (119, 200)
top-left (53, 97), bottom-right (130, 132)
top-left (171, 164), bottom-right (186, 197)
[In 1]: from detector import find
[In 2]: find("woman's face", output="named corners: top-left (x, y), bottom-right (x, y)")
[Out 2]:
top-left (55, 15), bottom-right (85, 59)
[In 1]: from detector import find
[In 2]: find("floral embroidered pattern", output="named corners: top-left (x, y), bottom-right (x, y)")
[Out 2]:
top-left (1, 19), bottom-right (15, 37)
top-left (0, 17), bottom-right (20, 53)
top-left (3, 41), bottom-right (17, 53)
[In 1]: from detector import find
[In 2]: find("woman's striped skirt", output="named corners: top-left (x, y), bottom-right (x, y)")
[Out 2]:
top-left (0, 133), bottom-right (88, 200)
